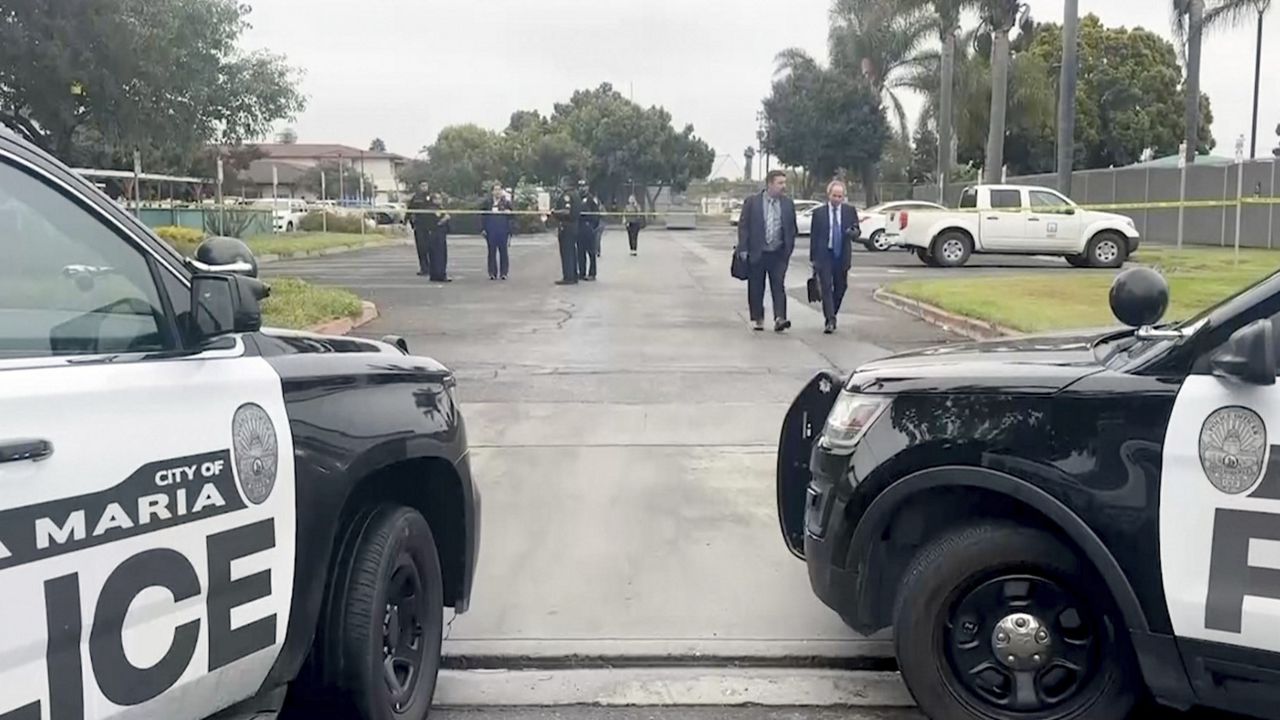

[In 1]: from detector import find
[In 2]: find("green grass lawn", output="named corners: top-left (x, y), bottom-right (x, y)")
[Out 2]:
top-left (887, 247), bottom-right (1280, 333)
top-left (261, 277), bottom-right (364, 329)
top-left (244, 231), bottom-right (399, 257)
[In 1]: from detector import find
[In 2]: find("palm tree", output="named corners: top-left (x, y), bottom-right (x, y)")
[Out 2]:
top-left (911, 0), bottom-right (979, 201)
top-left (1174, 1), bottom-right (1272, 162)
top-left (1056, 0), bottom-right (1080, 194)
top-left (828, 0), bottom-right (935, 138)
top-left (978, 0), bottom-right (1029, 183)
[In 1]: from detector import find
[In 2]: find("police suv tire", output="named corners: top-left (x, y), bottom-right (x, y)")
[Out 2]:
top-left (931, 231), bottom-right (972, 268)
top-left (335, 506), bottom-right (444, 720)
top-left (893, 523), bottom-right (1137, 720)
top-left (1086, 232), bottom-right (1127, 268)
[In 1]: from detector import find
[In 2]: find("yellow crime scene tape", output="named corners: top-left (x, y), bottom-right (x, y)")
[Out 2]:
top-left (134, 197), bottom-right (1280, 217)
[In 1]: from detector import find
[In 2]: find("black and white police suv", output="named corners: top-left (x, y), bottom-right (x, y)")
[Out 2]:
top-left (0, 131), bottom-right (479, 720)
top-left (778, 265), bottom-right (1280, 719)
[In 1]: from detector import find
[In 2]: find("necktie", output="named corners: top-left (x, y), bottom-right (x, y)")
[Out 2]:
top-left (831, 205), bottom-right (841, 259)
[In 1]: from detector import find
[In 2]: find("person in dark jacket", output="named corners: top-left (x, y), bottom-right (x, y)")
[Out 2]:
top-left (735, 170), bottom-right (798, 332)
top-left (551, 182), bottom-right (581, 285)
top-left (425, 192), bottom-right (451, 282)
top-left (809, 180), bottom-right (859, 334)
top-left (577, 181), bottom-right (599, 280)
top-left (407, 181), bottom-right (433, 276)
top-left (624, 195), bottom-right (645, 256)
top-left (481, 184), bottom-right (513, 280)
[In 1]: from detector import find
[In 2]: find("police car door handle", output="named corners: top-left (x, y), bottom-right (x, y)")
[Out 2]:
top-left (0, 439), bottom-right (53, 464)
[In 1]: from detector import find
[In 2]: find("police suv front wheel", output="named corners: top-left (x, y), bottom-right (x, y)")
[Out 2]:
top-left (893, 523), bottom-right (1137, 720)
top-left (335, 506), bottom-right (444, 720)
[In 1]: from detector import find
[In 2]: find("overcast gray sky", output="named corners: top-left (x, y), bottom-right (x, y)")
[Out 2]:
top-left (241, 0), bottom-right (1279, 170)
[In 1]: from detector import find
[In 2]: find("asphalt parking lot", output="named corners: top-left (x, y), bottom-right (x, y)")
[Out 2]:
top-left (268, 228), bottom-right (1229, 718)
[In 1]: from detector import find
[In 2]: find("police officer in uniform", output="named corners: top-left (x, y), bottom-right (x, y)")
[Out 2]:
top-left (577, 181), bottom-right (600, 281)
top-left (551, 180), bottom-right (581, 285)
top-left (425, 192), bottom-right (452, 282)
top-left (407, 181), bottom-right (433, 276)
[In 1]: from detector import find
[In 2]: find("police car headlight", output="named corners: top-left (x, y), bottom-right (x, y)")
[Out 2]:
top-left (821, 391), bottom-right (890, 455)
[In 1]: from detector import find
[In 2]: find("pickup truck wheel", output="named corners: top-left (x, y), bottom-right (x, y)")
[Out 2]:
top-left (333, 506), bottom-right (443, 720)
top-left (1086, 233), bottom-right (1126, 268)
top-left (1065, 255), bottom-right (1090, 268)
top-left (932, 232), bottom-right (973, 268)
top-left (915, 247), bottom-right (934, 266)
top-left (893, 523), bottom-right (1137, 720)
top-left (869, 230), bottom-right (890, 252)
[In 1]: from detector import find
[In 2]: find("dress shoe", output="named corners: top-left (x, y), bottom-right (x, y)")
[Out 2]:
top-left (774, 318), bottom-right (792, 333)
top-left (824, 322), bottom-right (835, 334)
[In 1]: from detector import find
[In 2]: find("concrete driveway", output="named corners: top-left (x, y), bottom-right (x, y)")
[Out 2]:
top-left (266, 228), bottom-right (988, 666)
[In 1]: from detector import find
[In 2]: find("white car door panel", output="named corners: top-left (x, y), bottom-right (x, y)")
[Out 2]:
top-left (0, 151), bottom-right (297, 720)
top-left (0, 355), bottom-right (297, 720)
top-left (978, 189), bottom-right (1027, 251)
top-left (1027, 190), bottom-right (1083, 252)
top-left (1161, 374), bottom-right (1280, 654)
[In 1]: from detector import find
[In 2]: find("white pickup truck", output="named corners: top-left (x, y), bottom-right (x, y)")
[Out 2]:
top-left (884, 184), bottom-right (1140, 268)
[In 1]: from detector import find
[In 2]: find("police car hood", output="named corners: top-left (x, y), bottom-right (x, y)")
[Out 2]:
top-left (257, 328), bottom-right (450, 373)
top-left (847, 332), bottom-right (1106, 395)
top-left (260, 327), bottom-right (402, 355)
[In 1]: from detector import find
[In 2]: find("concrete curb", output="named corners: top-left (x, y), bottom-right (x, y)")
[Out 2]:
top-left (306, 300), bottom-right (378, 336)
top-left (873, 289), bottom-right (1016, 341)
top-left (433, 668), bottom-right (915, 708)
top-left (257, 236), bottom-right (412, 265)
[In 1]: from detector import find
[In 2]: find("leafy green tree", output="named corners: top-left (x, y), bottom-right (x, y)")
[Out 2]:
top-left (369, 137), bottom-right (387, 152)
top-left (0, 0), bottom-right (305, 171)
top-left (910, 123), bottom-right (938, 185)
top-left (417, 124), bottom-right (506, 197)
top-left (1029, 14), bottom-right (1214, 167)
top-left (764, 51), bottom-right (890, 203)
top-left (547, 83), bottom-right (715, 204)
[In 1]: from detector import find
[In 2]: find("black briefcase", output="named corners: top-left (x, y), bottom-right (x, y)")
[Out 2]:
top-left (731, 251), bottom-right (749, 281)
top-left (807, 275), bottom-right (821, 303)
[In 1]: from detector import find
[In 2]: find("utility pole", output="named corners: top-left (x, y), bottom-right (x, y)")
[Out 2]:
top-left (1056, 0), bottom-right (1080, 195)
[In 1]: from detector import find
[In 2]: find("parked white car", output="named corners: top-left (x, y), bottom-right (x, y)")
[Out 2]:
top-left (856, 200), bottom-right (947, 251)
top-left (884, 184), bottom-right (1140, 268)
top-left (793, 200), bottom-right (824, 235)
top-left (254, 198), bottom-right (310, 232)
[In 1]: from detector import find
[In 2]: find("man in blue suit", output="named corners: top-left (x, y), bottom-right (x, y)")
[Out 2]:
top-left (809, 180), bottom-right (860, 334)
top-left (736, 170), bottom-right (798, 332)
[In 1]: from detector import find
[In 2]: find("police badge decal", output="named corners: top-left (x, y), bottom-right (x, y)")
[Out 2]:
top-left (1199, 406), bottom-right (1268, 495)
top-left (232, 403), bottom-right (279, 504)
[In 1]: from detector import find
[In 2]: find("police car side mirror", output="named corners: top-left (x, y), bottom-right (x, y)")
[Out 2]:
top-left (189, 274), bottom-right (268, 344)
top-left (1210, 319), bottom-right (1277, 386)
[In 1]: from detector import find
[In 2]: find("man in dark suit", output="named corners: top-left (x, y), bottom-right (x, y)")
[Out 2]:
top-left (809, 180), bottom-right (860, 334)
top-left (735, 170), bottom-right (798, 332)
